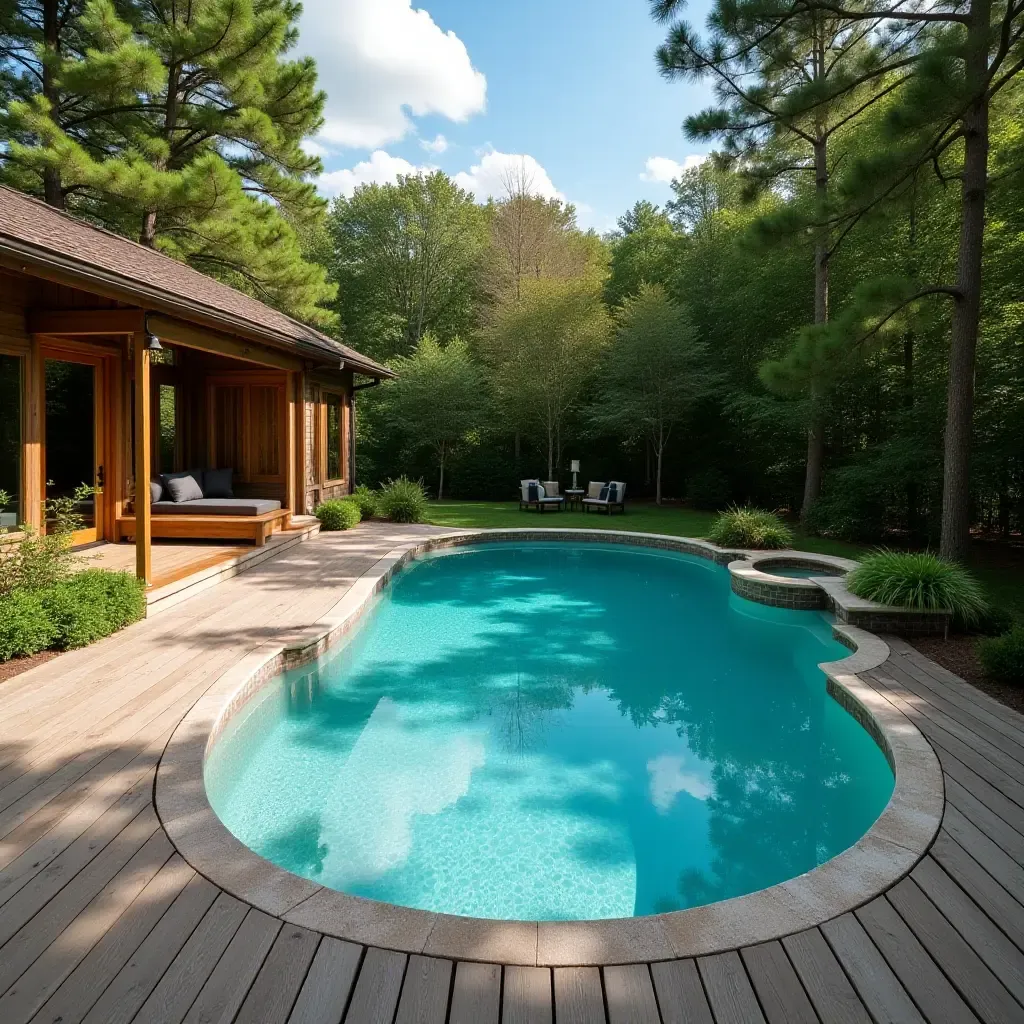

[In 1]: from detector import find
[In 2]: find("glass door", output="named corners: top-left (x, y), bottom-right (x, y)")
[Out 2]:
top-left (43, 354), bottom-right (104, 546)
top-left (0, 354), bottom-right (20, 530)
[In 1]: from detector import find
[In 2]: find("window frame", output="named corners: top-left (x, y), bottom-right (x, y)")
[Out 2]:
top-left (318, 388), bottom-right (348, 487)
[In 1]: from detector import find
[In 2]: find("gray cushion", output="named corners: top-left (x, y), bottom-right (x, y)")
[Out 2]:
top-left (203, 468), bottom-right (233, 499)
top-left (149, 479), bottom-right (163, 504)
top-left (151, 498), bottom-right (282, 517)
top-left (164, 474), bottom-right (203, 503)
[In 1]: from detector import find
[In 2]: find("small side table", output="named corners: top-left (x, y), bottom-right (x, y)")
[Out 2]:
top-left (564, 488), bottom-right (584, 511)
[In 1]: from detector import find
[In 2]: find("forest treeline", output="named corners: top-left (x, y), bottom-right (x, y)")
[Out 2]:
top-left (3, 0), bottom-right (1023, 557)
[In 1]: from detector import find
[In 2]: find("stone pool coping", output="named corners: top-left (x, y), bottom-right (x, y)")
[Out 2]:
top-left (154, 528), bottom-right (944, 967)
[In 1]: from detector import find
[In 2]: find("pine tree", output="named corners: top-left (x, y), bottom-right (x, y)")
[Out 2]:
top-left (0, 0), bottom-right (335, 325)
top-left (761, 0), bottom-right (1024, 560)
top-left (652, 0), bottom-right (918, 521)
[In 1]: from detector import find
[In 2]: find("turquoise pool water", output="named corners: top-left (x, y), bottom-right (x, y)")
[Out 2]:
top-left (206, 542), bottom-right (894, 921)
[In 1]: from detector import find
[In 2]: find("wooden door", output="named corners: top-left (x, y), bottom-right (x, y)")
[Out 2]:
top-left (40, 347), bottom-right (106, 546)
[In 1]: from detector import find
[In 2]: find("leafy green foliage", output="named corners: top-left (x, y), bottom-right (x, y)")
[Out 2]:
top-left (314, 499), bottom-right (361, 531)
top-left (377, 477), bottom-right (428, 523)
top-left (390, 334), bottom-right (482, 500)
top-left (350, 485), bottom-right (379, 520)
top-left (0, 590), bottom-right (56, 661)
top-left (0, 569), bottom-right (146, 661)
top-left (708, 506), bottom-right (793, 549)
top-left (847, 551), bottom-right (988, 624)
top-left (978, 627), bottom-right (1024, 684)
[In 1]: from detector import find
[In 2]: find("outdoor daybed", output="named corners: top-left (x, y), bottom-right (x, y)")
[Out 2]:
top-left (582, 480), bottom-right (627, 514)
top-left (520, 479), bottom-right (565, 512)
top-left (115, 469), bottom-right (291, 546)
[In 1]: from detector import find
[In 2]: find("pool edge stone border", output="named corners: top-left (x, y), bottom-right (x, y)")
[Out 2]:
top-left (154, 527), bottom-right (945, 967)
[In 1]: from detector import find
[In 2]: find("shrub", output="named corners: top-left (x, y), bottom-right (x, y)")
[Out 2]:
top-left (847, 550), bottom-right (988, 625)
top-left (974, 605), bottom-right (1016, 637)
top-left (315, 499), bottom-right (361, 531)
top-left (377, 476), bottom-right (428, 523)
top-left (350, 485), bottom-right (379, 520)
top-left (0, 590), bottom-right (56, 661)
top-left (978, 627), bottom-right (1024, 684)
top-left (41, 570), bottom-right (147, 650)
top-left (708, 505), bottom-right (793, 549)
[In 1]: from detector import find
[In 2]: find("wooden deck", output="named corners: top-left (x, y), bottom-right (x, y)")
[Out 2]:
top-left (2, 522), bottom-right (1024, 1023)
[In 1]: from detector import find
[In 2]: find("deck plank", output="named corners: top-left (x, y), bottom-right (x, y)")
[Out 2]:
top-left (741, 941), bottom-right (818, 1024)
top-left (394, 954), bottom-right (452, 1024)
top-left (698, 951), bottom-right (766, 1024)
top-left (553, 966), bottom-right (606, 1024)
top-left (79, 873), bottom-right (220, 1024)
top-left (604, 964), bottom-right (660, 1024)
top-left (287, 938), bottom-right (363, 1024)
top-left (234, 923), bottom-right (320, 1024)
top-left (887, 876), bottom-right (1022, 1024)
top-left (942, 804), bottom-right (1024, 906)
top-left (448, 961), bottom-right (500, 1024)
top-left (782, 929), bottom-right (871, 1024)
top-left (343, 947), bottom-right (407, 1024)
top-left (502, 965), bottom-right (552, 1024)
top-left (651, 959), bottom-right (713, 1024)
top-left (125, 891), bottom-right (249, 1024)
top-left (820, 912), bottom-right (926, 1024)
top-left (857, 896), bottom-right (980, 1024)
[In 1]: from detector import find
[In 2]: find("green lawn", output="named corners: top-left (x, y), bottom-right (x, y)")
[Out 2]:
top-left (424, 500), bottom-right (1024, 619)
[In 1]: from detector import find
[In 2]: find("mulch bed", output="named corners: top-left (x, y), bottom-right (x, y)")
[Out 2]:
top-left (0, 649), bottom-right (62, 684)
top-left (910, 634), bottom-right (1024, 716)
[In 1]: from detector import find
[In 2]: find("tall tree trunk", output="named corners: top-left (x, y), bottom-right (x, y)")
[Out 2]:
top-left (904, 331), bottom-right (920, 543)
top-left (940, 8), bottom-right (990, 563)
top-left (41, 0), bottom-right (64, 209)
top-left (141, 65), bottom-right (179, 247)
top-left (547, 421), bottom-right (554, 481)
top-left (656, 445), bottom-right (663, 505)
top-left (438, 449), bottom-right (445, 502)
top-left (801, 129), bottom-right (829, 523)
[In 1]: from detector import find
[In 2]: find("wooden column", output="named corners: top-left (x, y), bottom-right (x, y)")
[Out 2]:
top-left (22, 341), bottom-right (43, 532)
top-left (133, 333), bottom-right (152, 585)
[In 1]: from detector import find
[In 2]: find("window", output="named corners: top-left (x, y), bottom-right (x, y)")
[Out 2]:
top-left (158, 384), bottom-right (178, 474)
top-left (0, 354), bottom-right (20, 526)
top-left (325, 393), bottom-right (343, 481)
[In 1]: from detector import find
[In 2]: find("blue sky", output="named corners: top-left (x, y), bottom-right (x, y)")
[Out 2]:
top-left (297, 0), bottom-right (716, 232)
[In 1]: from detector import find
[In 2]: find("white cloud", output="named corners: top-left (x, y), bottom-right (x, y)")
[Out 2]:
top-left (640, 154), bottom-right (708, 184)
top-left (420, 133), bottom-right (449, 154)
top-left (647, 755), bottom-right (712, 814)
top-left (300, 138), bottom-right (329, 159)
top-left (453, 150), bottom-right (564, 203)
top-left (298, 0), bottom-right (486, 150)
top-left (317, 150), bottom-right (433, 198)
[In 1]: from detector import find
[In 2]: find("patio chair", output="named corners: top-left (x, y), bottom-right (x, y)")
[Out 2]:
top-left (582, 480), bottom-right (627, 515)
top-left (519, 479), bottom-right (564, 513)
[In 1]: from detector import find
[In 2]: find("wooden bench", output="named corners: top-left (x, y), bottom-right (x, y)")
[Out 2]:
top-left (114, 508), bottom-right (292, 546)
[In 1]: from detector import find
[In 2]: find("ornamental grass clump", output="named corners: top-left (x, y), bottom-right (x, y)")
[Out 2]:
top-left (708, 505), bottom-right (793, 549)
top-left (847, 550), bottom-right (988, 625)
top-left (314, 499), bottom-right (361, 531)
top-left (351, 484), bottom-right (379, 520)
top-left (377, 477), bottom-right (428, 523)
top-left (978, 627), bottom-right (1024, 685)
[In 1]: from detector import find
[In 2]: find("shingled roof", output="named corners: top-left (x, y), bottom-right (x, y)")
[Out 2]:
top-left (0, 185), bottom-right (392, 378)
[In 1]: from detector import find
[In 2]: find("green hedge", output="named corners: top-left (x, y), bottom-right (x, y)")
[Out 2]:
top-left (978, 627), bottom-right (1024, 684)
top-left (0, 570), bottom-right (146, 662)
top-left (314, 499), bottom-right (362, 531)
top-left (351, 484), bottom-right (379, 519)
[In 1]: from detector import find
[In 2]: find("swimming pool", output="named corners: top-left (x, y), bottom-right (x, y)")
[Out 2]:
top-left (206, 542), bottom-right (894, 921)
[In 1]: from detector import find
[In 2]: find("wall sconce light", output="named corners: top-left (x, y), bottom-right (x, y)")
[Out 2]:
top-left (143, 314), bottom-right (162, 350)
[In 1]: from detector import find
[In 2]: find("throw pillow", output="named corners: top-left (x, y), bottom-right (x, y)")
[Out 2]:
top-left (203, 468), bottom-right (233, 499)
top-left (599, 485), bottom-right (610, 501)
top-left (149, 479), bottom-right (163, 504)
top-left (164, 473), bottom-right (203, 503)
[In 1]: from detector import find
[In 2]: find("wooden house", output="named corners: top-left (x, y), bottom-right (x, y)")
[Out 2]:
top-left (0, 185), bottom-right (392, 584)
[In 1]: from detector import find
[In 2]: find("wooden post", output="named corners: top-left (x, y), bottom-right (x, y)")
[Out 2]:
top-left (22, 341), bottom-right (43, 532)
top-left (133, 333), bottom-right (152, 586)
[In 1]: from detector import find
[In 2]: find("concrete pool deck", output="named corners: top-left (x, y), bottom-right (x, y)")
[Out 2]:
top-left (1, 522), bottom-right (1022, 1023)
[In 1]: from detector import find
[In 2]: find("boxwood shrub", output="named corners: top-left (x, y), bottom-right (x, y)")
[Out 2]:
top-left (0, 569), bottom-right (146, 661)
top-left (978, 627), bottom-right (1024, 685)
top-left (708, 505), bottom-right (793, 549)
top-left (315, 499), bottom-right (362, 531)
top-left (0, 589), bottom-right (56, 661)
